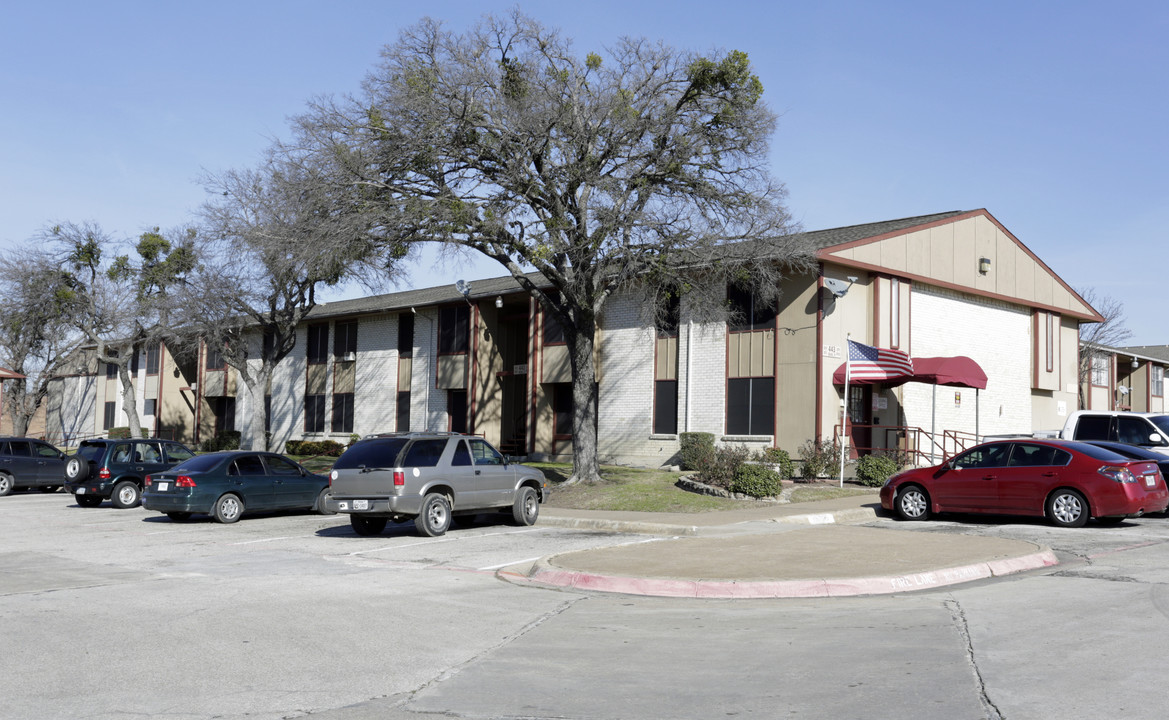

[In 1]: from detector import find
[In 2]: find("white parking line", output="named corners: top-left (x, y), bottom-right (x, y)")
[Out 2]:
top-left (347, 526), bottom-right (548, 556)
top-left (230, 536), bottom-right (299, 546)
top-left (479, 556), bottom-right (544, 571)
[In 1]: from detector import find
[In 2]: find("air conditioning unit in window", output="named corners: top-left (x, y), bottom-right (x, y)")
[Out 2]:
top-left (343, 352), bottom-right (356, 362)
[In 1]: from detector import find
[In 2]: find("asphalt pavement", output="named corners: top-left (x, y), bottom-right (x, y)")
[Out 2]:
top-left (502, 493), bottom-right (1058, 598)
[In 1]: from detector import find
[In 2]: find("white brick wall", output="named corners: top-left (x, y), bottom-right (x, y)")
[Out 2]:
top-left (353, 314), bottom-right (399, 434)
top-left (904, 285), bottom-right (1032, 447)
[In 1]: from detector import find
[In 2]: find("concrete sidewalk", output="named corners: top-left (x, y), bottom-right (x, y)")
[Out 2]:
top-left (500, 494), bottom-right (1058, 598)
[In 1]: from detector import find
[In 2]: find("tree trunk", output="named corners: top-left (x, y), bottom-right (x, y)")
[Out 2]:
top-left (241, 364), bottom-right (271, 452)
top-left (7, 382), bottom-right (32, 437)
top-left (564, 325), bottom-right (603, 485)
top-left (118, 363), bottom-right (143, 438)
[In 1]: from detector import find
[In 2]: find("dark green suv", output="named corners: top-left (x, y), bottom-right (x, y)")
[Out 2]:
top-left (65, 438), bottom-right (196, 508)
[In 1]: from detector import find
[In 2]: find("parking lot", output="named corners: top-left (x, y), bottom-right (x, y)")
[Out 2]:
top-left (9, 489), bottom-right (1169, 720)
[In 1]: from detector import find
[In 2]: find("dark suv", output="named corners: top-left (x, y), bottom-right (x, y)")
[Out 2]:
top-left (0, 437), bottom-right (68, 496)
top-left (65, 438), bottom-right (196, 508)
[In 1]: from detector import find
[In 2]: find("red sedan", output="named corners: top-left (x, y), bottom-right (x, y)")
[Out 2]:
top-left (879, 439), bottom-right (1169, 528)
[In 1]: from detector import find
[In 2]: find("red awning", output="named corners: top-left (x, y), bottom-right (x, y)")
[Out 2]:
top-left (833, 355), bottom-right (987, 389)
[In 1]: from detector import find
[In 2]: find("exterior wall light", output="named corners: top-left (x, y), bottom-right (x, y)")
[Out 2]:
top-left (979, 257), bottom-right (991, 274)
top-left (1132, 358), bottom-right (1140, 369)
top-left (495, 296), bottom-right (503, 309)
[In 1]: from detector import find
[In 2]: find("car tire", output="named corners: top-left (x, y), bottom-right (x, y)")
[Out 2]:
top-left (415, 493), bottom-right (451, 537)
top-left (0, 474), bottom-right (13, 497)
top-left (166, 512), bottom-right (191, 522)
top-left (894, 485), bottom-right (930, 521)
top-left (511, 486), bottom-right (539, 526)
top-left (112, 481), bottom-right (141, 509)
top-left (39, 485), bottom-right (61, 493)
top-left (314, 488), bottom-right (336, 515)
top-left (350, 515), bottom-right (387, 536)
top-left (76, 495), bottom-right (102, 508)
top-left (64, 455), bottom-right (89, 483)
top-left (213, 494), bottom-right (243, 524)
top-left (1046, 488), bottom-right (1089, 528)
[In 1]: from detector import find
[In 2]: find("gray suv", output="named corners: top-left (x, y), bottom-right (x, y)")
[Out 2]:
top-left (326, 432), bottom-right (549, 537)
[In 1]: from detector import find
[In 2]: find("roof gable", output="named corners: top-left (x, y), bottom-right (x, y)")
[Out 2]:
top-left (814, 209), bottom-right (1101, 322)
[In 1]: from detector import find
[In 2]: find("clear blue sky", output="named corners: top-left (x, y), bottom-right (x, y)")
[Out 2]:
top-left (3, 1), bottom-right (1166, 343)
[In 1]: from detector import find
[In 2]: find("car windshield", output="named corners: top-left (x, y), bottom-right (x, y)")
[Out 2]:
top-left (1149, 416), bottom-right (1169, 437)
top-left (77, 442), bottom-right (107, 462)
top-left (333, 438), bottom-right (410, 470)
top-left (170, 454), bottom-right (226, 473)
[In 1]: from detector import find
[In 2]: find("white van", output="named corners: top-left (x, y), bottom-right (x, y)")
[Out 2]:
top-left (1060, 411), bottom-right (1169, 455)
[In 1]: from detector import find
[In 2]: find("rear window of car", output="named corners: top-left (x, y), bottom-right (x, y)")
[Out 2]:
top-left (1067, 442), bottom-right (1133, 462)
top-left (171, 454), bottom-right (226, 473)
top-left (333, 438), bottom-right (410, 470)
top-left (77, 442), bottom-right (108, 462)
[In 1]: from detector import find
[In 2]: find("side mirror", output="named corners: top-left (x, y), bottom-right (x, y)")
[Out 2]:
top-left (503, 455), bottom-right (512, 466)
top-left (1151, 433), bottom-right (1166, 446)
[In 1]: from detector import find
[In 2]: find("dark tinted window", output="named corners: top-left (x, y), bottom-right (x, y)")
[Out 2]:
top-left (307, 324), bottom-right (329, 364)
top-left (1072, 415), bottom-right (1112, 441)
top-left (396, 391), bottom-right (411, 431)
top-left (469, 439), bottom-right (503, 465)
top-left (332, 393), bottom-right (354, 433)
top-left (333, 438), bottom-right (409, 470)
top-left (1008, 443), bottom-right (1063, 467)
top-left (231, 455), bottom-right (267, 476)
top-left (265, 455), bottom-right (302, 476)
top-left (451, 440), bottom-right (472, 466)
top-left (172, 454), bottom-right (226, 473)
top-left (164, 444), bottom-right (194, 463)
top-left (727, 377), bottom-right (774, 435)
top-left (7, 441), bottom-right (30, 457)
top-left (78, 442), bottom-right (108, 462)
top-left (1150, 415), bottom-right (1169, 437)
top-left (402, 439), bottom-right (448, 467)
top-left (727, 284), bottom-right (776, 332)
top-left (334, 321), bottom-right (358, 358)
top-left (1119, 416), bottom-right (1163, 446)
top-left (34, 442), bottom-right (60, 458)
top-left (1066, 442), bottom-right (1137, 462)
top-left (654, 380), bottom-right (678, 435)
top-left (398, 314), bottom-right (414, 357)
top-left (952, 443), bottom-right (1010, 469)
top-left (439, 306), bottom-right (469, 353)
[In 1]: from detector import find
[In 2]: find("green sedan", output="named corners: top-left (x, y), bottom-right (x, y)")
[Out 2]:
top-left (142, 451), bottom-right (332, 523)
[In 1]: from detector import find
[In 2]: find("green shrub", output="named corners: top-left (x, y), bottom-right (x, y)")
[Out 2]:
top-left (756, 447), bottom-right (795, 479)
top-left (855, 454), bottom-right (901, 487)
top-left (285, 439), bottom-right (346, 457)
top-left (700, 444), bottom-right (751, 489)
top-left (799, 438), bottom-right (842, 480)
top-left (730, 463), bottom-right (782, 498)
top-left (107, 427), bottom-right (132, 439)
top-left (679, 432), bottom-right (716, 472)
top-left (201, 430), bottom-right (242, 452)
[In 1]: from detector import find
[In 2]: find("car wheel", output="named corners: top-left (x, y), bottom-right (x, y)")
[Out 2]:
top-left (511, 486), bottom-right (539, 526)
top-left (1046, 488), bottom-right (1088, 528)
top-left (0, 474), bottom-right (13, 497)
top-left (39, 485), bottom-right (61, 493)
top-left (64, 455), bottom-right (89, 482)
top-left (314, 488), bottom-right (336, 515)
top-left (213, 494), bottom-right (243, 524)
top-left (415, 493), bottom-right (451, 537)
top-left (76, 495), bottom-right (102, 508)
top-left (894, 485), bottom-right (930, 521)
top-left (166, 512), bottom-right (191, 522)
top-left (350, 515), bottom-right (387, 536)
top-left (112, 481), bottom-right (141, 509)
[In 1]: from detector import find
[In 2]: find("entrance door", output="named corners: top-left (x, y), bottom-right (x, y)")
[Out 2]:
top-left (847, 385), bottom-right (872, 458)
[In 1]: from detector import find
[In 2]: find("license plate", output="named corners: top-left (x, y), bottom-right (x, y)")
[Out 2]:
top-left (156, 482), bottom-right (170, 492)
top-left (1146, 476), bottom-right (1156, 488)
top-left (77, 488), bottom-right (85, 495)
top-left (353, 499), bottom-right (369, 510)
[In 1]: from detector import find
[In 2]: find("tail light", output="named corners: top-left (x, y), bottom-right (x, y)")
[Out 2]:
top-left (145, 475), bottom-right (152, 487)
top-left (1099, 465), bottom-right (1137, 483)
top-left (98, 467), bottom-right (110, 480)
top-left (393, 469), bottom-right (405, 486)
top-left (175, 476), bottom-right (196, 488)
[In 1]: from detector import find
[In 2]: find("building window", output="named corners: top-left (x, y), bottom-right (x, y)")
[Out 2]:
top-left (211, 397), bottom-right (236, 437)
top-left (398, 313), bottom-right (414, 358)
top-left (334, 321), bottom-right (358, 360)
top-left (552, 383), bottom-right (573, 437)
top-left (438, 306), bottom-right (469, 354)
top-left (543, 294), bottom-right (567, 346)
top-left (103, 401), bottom-right (116, 430)
top-left (106, 359), bottom-right (118, 379)
top-left (307, 324), bottom-right (329, 365)
top-left (727, 284), bottom-right (776, 332)
top-left (332, 393), bottom-right (354, 433)
top-left (890, 278), bottom-right (901, 349)
top-left (205, 343), bottom-right (225, 371)
top-left (305, 395), bottom-right (326, 433)
top-left (654, 380), bottom-right (678, 435)
top-left (396, 391), bottom-right (411, 431)
top-left (1090, 354), bottom-right (1109, 387)
top-left (1046, 313), bottom-right (1055, 373)
top-left (265, 395), bottom-right (272, 433)
top-left (145, 343), bottom-right (161, 375)
top-left (727, 377), bottom-right (775, 436)
top-left (144, 399), bottom-right (157, 416)
top-left (1154, 366), bottom-right (1165, 397)
top-left (448, 390), bottom-right (467, 433)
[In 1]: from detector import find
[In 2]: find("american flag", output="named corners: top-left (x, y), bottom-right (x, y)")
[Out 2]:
top-left (847, 339), bottom-right (914, 383)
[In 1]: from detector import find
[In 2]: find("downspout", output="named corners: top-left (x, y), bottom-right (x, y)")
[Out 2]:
top-left (685, 316), bottom-right (693, 432)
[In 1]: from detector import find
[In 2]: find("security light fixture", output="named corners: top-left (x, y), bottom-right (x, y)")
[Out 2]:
top-left (979, 257), bottom-right (991, 274)
top-left (1132, 358), bottom-right (1140, 369)
top-left (495, 296), bottom-right (503, 309)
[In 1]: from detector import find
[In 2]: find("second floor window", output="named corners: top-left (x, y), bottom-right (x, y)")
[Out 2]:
top-left (307, 324), bottom-right (329, 364)
top-left (1154, 366), bottom-right (1165, 397)
top-left (438, 306), bottom-right (469, 354)
top-left (1090, 354), bottom-right (1109, 387)
top-left (727, 284), bottom-right (776, 332)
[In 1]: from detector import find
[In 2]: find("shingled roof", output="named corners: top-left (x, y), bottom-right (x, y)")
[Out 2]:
top-left (302, 211), bottom-right (972, 320)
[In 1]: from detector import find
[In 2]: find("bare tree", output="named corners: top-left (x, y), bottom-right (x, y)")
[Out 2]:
top-left (0, 250), bottom-right (86, 437)
top-left (1076, 286), bottom-right (1132, 408)
top-left (47, 222), bottom-right (197, 438)
top-left (193, 152), bottom-right (405, 451)
top-left (292, 11), bottom-right (810, 483)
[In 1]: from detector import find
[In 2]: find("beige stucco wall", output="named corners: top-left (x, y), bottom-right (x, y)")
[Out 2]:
top-left (817, 268), bottom-right (872, 443)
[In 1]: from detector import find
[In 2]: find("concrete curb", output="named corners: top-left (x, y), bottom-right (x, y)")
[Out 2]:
top-left (538, 516), bottom-right (700, 536)
top-left (500, 548), bottom-right (1060, 599)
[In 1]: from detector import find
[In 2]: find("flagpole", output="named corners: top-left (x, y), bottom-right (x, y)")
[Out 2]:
top-left (839, 334), bottom-right (850, 488)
